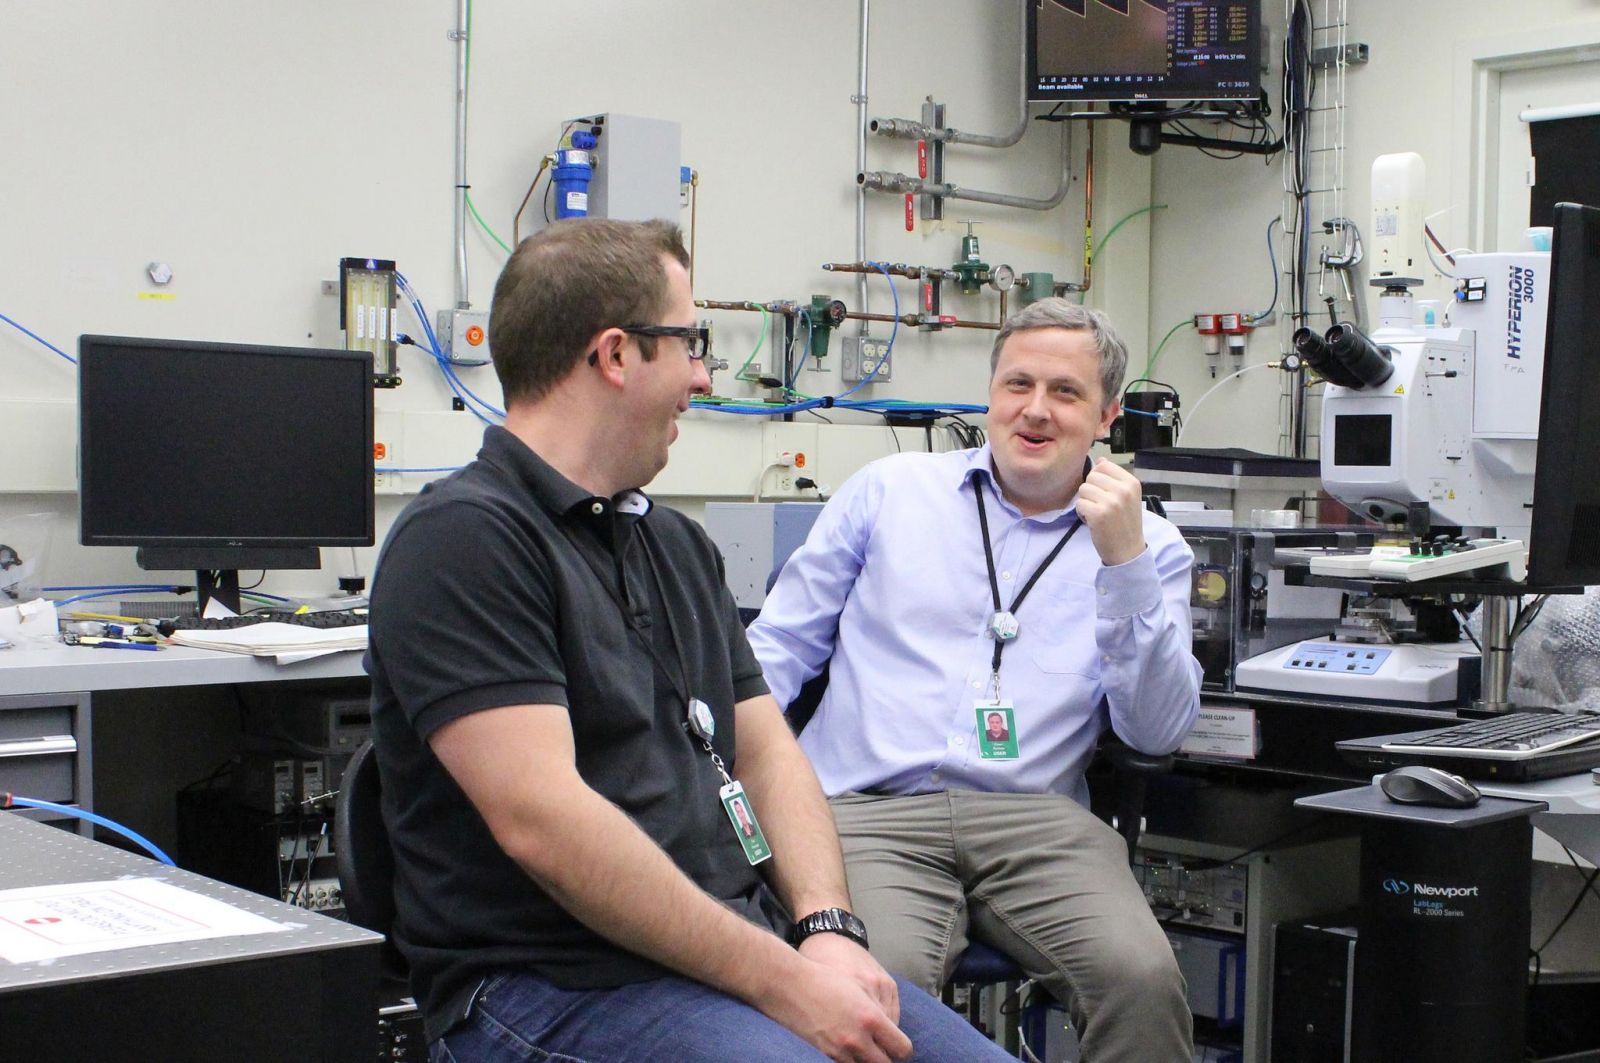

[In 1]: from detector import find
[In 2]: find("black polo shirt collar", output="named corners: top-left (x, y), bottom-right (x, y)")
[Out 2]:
top-left (478, 425), bottom-right (653, 537)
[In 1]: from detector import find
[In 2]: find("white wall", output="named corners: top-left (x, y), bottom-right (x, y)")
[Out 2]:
top-left (4, 1), bottom-right (1596, 602)
top-left (1, 1), bottom-right (1147, 599)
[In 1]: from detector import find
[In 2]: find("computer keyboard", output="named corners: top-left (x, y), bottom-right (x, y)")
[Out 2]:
top-left (1380, 711), bottom-right (1600, 760)
top-left (168, 608), bottom-right (368, 631)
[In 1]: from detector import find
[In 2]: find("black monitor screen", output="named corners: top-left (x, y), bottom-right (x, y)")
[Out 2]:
top-left (78, 336), bottom-right (374, 550)
top-left (1528, 203), bottom-right (1600, 587)
top-left (1028, 0), bottom-right (1260, 103)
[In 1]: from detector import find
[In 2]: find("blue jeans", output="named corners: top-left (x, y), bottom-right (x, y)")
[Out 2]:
top-left (428, 969), bottom-right (1013, 1062)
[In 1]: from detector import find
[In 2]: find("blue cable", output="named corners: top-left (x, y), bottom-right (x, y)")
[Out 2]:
top-left (839, 402), bottom-right (988, 415)
top-left (4, 795), bottom-right (176, 866)
top-left (394, 274), bottom-right (505, 423)
top-left (834, 264), bottom-right (900, 400)
top-left (48, 587), bottom-right (185, 607)
top-left (44, 584), bottom-right (183, 592)
top-left (377, 465), bottom-right (466, 473)
top-left (691, 263), bottom-right (980, 417)
top-left (692, 398), bottom-right (829, 416)
top-left (785, 314), bottom-right (814, 389)
top-left (0, 311), bottom-right (75, 364)
top-left (1251, 216), bottom-right (1281, 323)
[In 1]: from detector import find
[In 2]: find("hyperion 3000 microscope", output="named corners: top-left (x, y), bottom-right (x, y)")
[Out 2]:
top-left (1236, 152), bottom-right (1552, 710)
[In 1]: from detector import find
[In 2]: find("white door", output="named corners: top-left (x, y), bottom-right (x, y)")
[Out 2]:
top-left (1493, 62), bottom-right (1600, 253)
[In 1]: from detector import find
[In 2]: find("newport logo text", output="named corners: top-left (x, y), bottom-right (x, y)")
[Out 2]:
top-left (1411, 882), bottom-right (1479, 899)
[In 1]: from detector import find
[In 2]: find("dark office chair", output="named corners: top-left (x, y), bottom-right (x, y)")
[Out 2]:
top-left (333, 739), bottom-right (408, 986)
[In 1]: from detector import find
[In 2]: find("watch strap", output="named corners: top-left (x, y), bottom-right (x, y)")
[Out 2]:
top-left (788, 907), bottom-right (869, 950)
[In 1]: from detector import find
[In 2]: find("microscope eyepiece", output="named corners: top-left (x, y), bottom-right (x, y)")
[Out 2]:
top-left (1324, 323), bottom-right (1396, 388)
top-left (1293, 326), bottom-right (1364, 388)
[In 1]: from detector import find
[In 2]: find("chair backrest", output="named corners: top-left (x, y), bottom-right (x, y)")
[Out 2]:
top-left (333, 739), bottom-right (406, 979)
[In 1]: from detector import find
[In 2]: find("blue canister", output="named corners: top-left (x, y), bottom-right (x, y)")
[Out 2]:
top-left (552, 151), bottom-right (592, 218)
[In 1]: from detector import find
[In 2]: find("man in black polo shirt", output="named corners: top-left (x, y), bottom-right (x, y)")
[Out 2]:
top-left (367, 218), bottom-right (1008, 1063)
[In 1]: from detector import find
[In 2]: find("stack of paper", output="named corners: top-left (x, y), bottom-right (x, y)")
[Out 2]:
top-left (170, 622), bottom-right (367, 664)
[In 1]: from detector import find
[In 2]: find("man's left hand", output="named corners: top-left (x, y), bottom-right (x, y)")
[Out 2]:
top-left (1076, 457), bottom-right (1147, 567)
top-left (798, 932), bottom-right (901, 1025)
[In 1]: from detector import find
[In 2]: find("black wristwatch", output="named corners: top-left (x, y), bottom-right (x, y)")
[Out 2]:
top-left (789, 907), bottom-right (869, 950)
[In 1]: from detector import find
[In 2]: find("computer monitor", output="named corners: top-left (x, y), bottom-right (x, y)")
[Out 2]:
top-left (78, 335), bottom-right (375, 611)
top-left (1526, 202), bottom-right (1600, 587)
top-left (1027, 0), bottom-right (1260, 103)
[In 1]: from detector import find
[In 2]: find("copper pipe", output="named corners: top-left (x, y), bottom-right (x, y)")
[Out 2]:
top-left (688, 171), bottom-right (699, 290)
top-left (823, 261), bottom-right (960, 281)
top-left (842, 310), bottom-right (1002, 332)
top-left (844, 311), bottom-right (920, 326)
top-left (1078, 122), bottom-right (1095, 295)
top-left (696, 300), bottom-right (764, 312)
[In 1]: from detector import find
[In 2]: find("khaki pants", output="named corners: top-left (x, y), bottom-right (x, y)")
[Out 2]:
top-left (830, 790), bottom-right (1192, 1063)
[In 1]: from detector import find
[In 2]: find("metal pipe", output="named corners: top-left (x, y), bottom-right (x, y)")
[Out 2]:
top-left (823, 261), bottom-right (960, 282)
top-left (1290, 365), bottom-right (1308, 457)
top-left (842, 310), bottom-right (1002, 332)
top-left (1476, 596), bottom-right (1515, 713)
top-left (688, 171), bottom-right (699, 290)
top-left (869, 0), bottom-right (1030, 149)
top-left (451, 0), bottom-right (470, 308)
top-left (858, 121), bottom-right (1071, 211)
top-left (854, 0), bottom-right (871, 333)
top-left (697, 300), bottom-right (772, 312)
top-left (1075, 122), bottom-right (1094, 294)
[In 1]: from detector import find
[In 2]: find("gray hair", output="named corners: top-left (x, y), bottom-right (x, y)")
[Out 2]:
top-left (989, 298), bottom-right (1129, 409)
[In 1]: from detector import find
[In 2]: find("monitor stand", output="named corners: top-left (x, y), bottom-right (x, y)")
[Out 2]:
top-left (136, 547), bottom-right (320, 615)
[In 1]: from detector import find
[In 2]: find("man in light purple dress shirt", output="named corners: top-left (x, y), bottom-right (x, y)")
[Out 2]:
top-left (748, 299), bottom-right (1202, 1061)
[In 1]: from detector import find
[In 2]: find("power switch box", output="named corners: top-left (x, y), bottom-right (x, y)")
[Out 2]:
top-left (435, 308), bottom-right (490, 363)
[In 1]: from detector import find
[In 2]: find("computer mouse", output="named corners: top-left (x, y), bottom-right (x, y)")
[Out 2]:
top-left (1378, 765), bottom-right (1481, 808)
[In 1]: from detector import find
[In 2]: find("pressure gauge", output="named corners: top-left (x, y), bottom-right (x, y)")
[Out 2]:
top-left (988, 264), bottom-right (1016, 292)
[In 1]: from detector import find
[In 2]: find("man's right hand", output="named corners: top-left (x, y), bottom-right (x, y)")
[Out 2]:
top-left (756, 954), bottom-right (913, 1063)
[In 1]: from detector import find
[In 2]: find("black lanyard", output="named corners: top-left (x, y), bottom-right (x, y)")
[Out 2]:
top-left (635, 525), bottom-right (695, 709)
top-left (973, 479), bottom-right (1082, 677)
top-left (556, 505), bottom-right (733, 790)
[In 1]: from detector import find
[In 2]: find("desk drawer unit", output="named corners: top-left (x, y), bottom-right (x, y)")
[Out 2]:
top-left (0, 693), bottom-right (91, 832)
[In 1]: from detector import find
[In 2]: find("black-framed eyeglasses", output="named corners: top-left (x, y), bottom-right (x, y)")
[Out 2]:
top-left (622, 324), bottom-right (711, 362)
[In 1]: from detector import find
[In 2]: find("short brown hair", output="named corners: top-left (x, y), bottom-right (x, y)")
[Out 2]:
top-left (989, 299), bottom-right (1129, 410)
top-left (488, 218), bottom-right (690, 404)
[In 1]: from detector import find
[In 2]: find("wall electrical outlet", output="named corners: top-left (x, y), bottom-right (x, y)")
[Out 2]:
top-left (373, 437), bottom-right (400, 494)
top-left (840, 336), bottom-right (892, 383)
top-left (760, 422), bottom-right (818, 499)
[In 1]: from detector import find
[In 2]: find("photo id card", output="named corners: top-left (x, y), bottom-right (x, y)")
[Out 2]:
top-left (719, 781), bottom-right (772, 865)
top-left (975, 701), bottom-right (1019, 760)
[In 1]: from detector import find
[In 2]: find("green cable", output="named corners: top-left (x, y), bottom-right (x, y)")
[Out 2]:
top-left (465, 191), bottom-right (513, 255)
top-left (736, 306), bottom-right (770, 382)
top-left (458, 4), bottom-right (514, 258)
top-left (1091, 204), bottom-right (1167, 265)
top-left (1143, 317), bottom-right (1192, 379)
